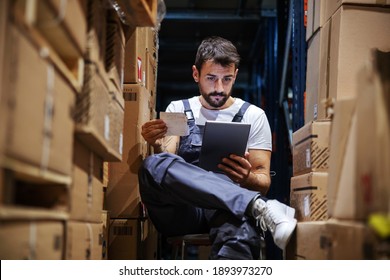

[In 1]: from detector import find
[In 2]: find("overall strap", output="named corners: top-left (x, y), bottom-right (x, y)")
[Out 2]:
top-left (182, 99), bottom-right (195, 123)
top-left (232, 101), bottom-right (251, 122)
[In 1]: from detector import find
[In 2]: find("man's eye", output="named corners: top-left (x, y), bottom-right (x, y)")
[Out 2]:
top-left (207, 76), bottom-right (216, 81)
top-left (224, 77), bottom-right (232, 82)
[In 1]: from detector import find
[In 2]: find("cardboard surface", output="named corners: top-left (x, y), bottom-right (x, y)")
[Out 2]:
top-left (305, 20), bottom-right (330, 123)
top-left (65, 221), bottom-right (103, 260)
top-left (70, 140), bottom-right (104, 223)
top-left (290, 172), bottom-right (328, 222)
top-left (2, 23), bottom-right (75, 177)
top-left (105, 84), bottom-right (153, 218)
top-left (292, 120), bottom-right (331, 176)
top-left (0, 220), bottom-right (64, 260)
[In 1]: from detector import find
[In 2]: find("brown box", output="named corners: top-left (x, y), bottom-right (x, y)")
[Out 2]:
top-left (286, 219), bottom-right (380, 260)
top-left (292, 120), bottom-right (331, 176)
top-left (286, 221), bottom-right (328, 260)
top-left (0, 218), bottom-right (65, 260)
top-left (124, 27), bottom-right (147, 84)
top-left (108, 85), bottom-right (125, 161)
top-left (105, 84), bottom-right (153, 218)
top-left (0, 0), bottom-right (9, 160)
top-left (108, 217), bottom-right (156, 260)
top-left (290, 172), bottom-right (328, 222)
top-left (328, 5), bottom-right (390, 100)
top-left (306, 0), bottom-right (390, 41)
top-left (106, 22), bottom-right (125, 92)
top-left (65, 221), bottom-right (103, 260)
top-left (305, 20), bottom-right (330, 124)
top-left (70, 140), bottom-right (104, 223)
top-left (112, 0), bottom-right (158, 27)
top-left (325, 219), bottom-right (379, 260)
top-left (75, 63), bottom-right (122, 162)
top-left (328, 52), bottom-right (390, 220)
top-left (1, 23), bottom-right (75, 177)
top-left (35, 0), bottom-right (87, 59)
top-left (85, 0), bottom-right (107, 76)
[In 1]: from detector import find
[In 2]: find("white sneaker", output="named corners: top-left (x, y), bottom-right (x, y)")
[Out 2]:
top-left (252, 199), bottom-right (297, 250)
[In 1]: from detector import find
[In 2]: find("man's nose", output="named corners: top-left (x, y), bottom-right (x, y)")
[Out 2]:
top-left (214, 79), bottom-right (224, 92)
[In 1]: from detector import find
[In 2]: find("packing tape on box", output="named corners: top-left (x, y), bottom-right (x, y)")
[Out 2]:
top-left (41, 64), bottom-right (55, 172)
top-left (86, 222), bottom-right (93, 260)
top-left (29, 222), bottom-right (37, 260)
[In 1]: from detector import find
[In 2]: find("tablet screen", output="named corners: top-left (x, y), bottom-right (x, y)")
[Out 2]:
top-left (199, 121), bottom-right (251, 173)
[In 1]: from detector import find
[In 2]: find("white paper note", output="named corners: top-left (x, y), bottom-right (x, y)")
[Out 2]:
top-left (160, 112), bottom-right (189, 136)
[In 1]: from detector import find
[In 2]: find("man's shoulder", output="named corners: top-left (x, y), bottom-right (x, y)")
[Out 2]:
top-left (167, 96), bottom-right (199, 112)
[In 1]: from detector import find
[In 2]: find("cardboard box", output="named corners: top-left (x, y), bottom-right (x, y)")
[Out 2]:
top-left (286, 221), bottom-right (328, 260)
top-left (290, 172), bottom-right (328, 222)
top-left (305, 20), bottom-right (330, 123)
top-left (85, 0), bottom-right (107, 75)
top-left (106, 21), bottom-right (125, 92)
top-left (328, 5), bottom-right (390, 100)
top-left (105, 84), bottom-right (153, 218)
top-left (124, 27), bottom-right (147, 84)
top-left (328, 51), bottom-right (390, 220)
top-left (292, 120), bottom-right (331, 176)
top-left (35, 0), bottom-right (86, 58)
top-left (70, 140), bottom-right (104, 222)
top-left (65, 221), bottom-right (103, 260)
top-left (0, 0), bottom-right (9, 160)
top-left (108, 81), bottom-right (125, 159)
top-left (0, 219), bottom-right (64, 260)
top-left (325, 219), bottom-right (379, 260)
top-left (112, 0), bottom-right (158, 27)
top-left (1, 23), bottom-right (75, 177)
top-left (306, 0), bottom-right (390, 41)
top-left (286, 219), bottom-right (380, 260)
top-left (75, 63), bottom-right (121, 162)
top-left (108, 217), bottom-right (157, 260)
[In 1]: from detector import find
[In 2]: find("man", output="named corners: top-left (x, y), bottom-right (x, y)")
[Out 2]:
top-left (139, 36), bottom-right (296, 259)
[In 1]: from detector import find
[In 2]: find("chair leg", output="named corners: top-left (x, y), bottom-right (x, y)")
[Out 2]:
top-left (181, 240), bottom-right (186, 260)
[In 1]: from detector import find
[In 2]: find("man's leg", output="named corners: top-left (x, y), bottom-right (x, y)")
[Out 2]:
top-left (140, 153), bottom-right (297, 251)
top-left (142, 153), bottom-right (258, 220)
top-left (205, 209), bottom-right (261, 260)
top-left (139, 157), bottom-right (209, 236)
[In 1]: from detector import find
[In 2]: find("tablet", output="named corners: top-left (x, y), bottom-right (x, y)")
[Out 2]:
top-left (199, 121), bottom-right (251, 173)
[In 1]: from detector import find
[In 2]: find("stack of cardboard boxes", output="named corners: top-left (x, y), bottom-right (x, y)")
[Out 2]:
top-left (0, 0), bottom-right (159, 260)
top-left (105, 20), bottom-right (159, 260)
top-left (288, 0), bottom-right (390, 260)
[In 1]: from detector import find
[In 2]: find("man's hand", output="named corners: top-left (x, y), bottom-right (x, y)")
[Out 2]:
top-left (141, 119), bottom-right (167, 149)
top-left (218, 152), bottom-right (251, 184)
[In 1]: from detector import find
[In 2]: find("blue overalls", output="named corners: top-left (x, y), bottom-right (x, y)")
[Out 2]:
top-left (138, 99), bottom-right (262, 259)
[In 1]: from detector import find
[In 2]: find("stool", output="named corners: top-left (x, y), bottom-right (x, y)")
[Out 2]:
top-left (166, 233), bottom-right (211, 260)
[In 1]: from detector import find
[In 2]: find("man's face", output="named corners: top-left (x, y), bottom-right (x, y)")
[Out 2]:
top-left (193, 60), bottom-right (238, 109)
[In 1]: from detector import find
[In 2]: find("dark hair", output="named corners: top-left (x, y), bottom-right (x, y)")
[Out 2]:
top-left (194, 36), bottom-right (240, 72)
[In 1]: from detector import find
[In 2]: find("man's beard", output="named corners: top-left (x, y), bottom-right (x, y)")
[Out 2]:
top-left (201, 91), bottom-right (230, 108)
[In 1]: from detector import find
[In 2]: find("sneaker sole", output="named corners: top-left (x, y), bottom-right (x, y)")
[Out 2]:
top-left (276, 218), bottom-right (297, 250)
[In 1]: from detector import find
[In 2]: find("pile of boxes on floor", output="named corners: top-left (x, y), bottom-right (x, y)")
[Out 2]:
top-left (0, 0), bottom-right (159, 260)
top-left (287, 0), bottom-right (390, 260)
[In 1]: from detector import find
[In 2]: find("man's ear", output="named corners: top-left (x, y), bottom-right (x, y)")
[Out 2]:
top-left (192, 65), bottom-right (199, 82)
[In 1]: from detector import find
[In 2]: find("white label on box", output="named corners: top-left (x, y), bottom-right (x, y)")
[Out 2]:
top-left (305, 148), bottom-right (311, 168)
top-left (137, 57), bottom-right (142, 82)
top-left (119, 132), bottom-right (123, 155)
top-left (314, 104), bottom-right (318, 119)
top-left (303, 195), bottom-right (311, 217)
top-left (104, 114), bottom-right (110, 141)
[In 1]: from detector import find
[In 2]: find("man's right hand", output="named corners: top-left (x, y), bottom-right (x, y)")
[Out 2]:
top-left (141, 119), bottom-right (168, 149)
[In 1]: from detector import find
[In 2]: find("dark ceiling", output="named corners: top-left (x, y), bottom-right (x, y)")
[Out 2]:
top-left (156, 0), bottom-right (278, 111)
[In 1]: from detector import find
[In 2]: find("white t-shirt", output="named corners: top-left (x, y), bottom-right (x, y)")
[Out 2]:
top-left (166, 96), bottom-right (272, 151)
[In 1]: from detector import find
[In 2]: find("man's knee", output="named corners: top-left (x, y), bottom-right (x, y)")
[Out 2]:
top-left (140, 153), bottom-right (183, 185)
